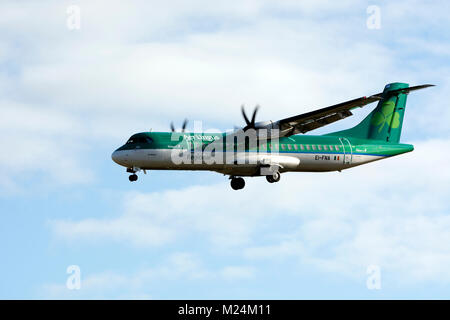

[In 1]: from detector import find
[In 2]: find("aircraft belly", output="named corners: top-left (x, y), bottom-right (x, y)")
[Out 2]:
top-left (127, 149), bottom-right (385, 173)
top-left (348, 154), bottom-right (384, 167)
top-left (294, 153), bottom-right (383, 171)
top-left (292, 153), bottom-right (342, 172)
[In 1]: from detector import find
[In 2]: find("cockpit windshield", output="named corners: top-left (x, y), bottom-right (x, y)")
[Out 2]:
top-left (126, 137), bottom-right (154, 144)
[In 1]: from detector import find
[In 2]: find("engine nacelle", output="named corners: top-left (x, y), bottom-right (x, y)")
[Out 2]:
top-left (250, 120), bottom-right (284, 140)
top-left (260, 155), bottom-right (300, 170)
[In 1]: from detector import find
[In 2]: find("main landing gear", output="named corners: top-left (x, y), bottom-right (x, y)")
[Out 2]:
top-left (129, 174), bottom-right (138, 182)
top-left (230, 177), bottom-right (245, 190)
top-left (266, 171), bottom-right (281, 183)
top-left (229, 171), bottom-right (281, 190)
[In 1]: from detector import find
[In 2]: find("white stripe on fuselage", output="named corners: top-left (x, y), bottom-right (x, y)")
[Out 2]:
top-left (112, 149), bottom-right (385, 174)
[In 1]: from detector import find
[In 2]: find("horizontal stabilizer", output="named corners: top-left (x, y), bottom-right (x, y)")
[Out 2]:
top-left (383, 84), bottom-right (435, 97)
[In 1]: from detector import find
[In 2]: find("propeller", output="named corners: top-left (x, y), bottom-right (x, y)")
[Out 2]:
top-left (170, 119), bottom-right (188, 133)
top-left (241, 104), bottom-right (259, 131)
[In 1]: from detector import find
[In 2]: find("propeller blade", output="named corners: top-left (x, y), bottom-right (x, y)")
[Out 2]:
top-left (241, 104), bottom-right (260, 131)
top-left (251, 105), bottom-right (259, 125)
top-left (241, 105), bottom-right (251, 126)
top-left (181, 119), bottom-right (188, 132)
top-left (170, 122), bottom-right (175, 132)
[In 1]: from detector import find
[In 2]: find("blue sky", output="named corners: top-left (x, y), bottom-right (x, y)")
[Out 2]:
top-left (1, 0), bottom-right (450, 299)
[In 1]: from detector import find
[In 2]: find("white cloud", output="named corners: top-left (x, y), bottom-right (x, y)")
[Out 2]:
top-left (0, 101), bottom-right (93, 191)
top-left (221, 266), bottom-right (255, 280)
top-left (50, 138), bottom-right (450, 284)
top-left (244, 139), bottom-right (450, 284)
top-left (41, 252), bottom-right (253, 298)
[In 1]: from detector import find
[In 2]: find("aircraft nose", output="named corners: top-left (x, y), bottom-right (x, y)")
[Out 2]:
top-left (111, 150), bottom-right (120, 164)
top-left (112, 149), bottom-right (130, 166)
top-left (111, 150), bottom-right (126, 166)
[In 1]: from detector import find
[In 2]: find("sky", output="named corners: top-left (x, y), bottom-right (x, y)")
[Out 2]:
top-left (0, 0), bottom-right (449, 299)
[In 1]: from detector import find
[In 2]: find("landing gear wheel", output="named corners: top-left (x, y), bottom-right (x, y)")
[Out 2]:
top-left (272, 171), bottom-right (281, 182)
top-left (230, 177), bottom-right (245, 190)
top-left (129, 174), bottom-right (138, 182)
top-left (266, 171), bottom-right (281, 183)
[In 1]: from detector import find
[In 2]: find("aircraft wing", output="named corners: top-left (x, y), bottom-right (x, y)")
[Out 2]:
top-left (215, 95), bottom-right (382, 144)
top-left (215, 84), bottom-right (434, 144)
top-left (276, 95), bottom-right (381, 136)
top-left (277, 84), bottom-right (434, 136)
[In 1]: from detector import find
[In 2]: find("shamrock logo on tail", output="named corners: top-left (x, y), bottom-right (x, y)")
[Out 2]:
top-left (371, 100), bottom-right (400, 132)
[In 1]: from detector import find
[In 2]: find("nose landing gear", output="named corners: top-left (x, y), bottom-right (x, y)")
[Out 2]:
top-left (127, 167), bottom-right (142, 182)
top-left (230, 177), bottom-right (245, 190)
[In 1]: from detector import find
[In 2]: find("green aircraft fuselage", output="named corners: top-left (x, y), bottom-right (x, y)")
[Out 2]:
top-left (111, 82), bottom-right (431, 189)
top-left (115, 132), bottom-right (413, 157)
top-left (113, 131), bottom-right (413, 172)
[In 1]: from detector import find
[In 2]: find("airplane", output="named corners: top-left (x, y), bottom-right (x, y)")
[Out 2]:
top-left (111, 82), bottom-right (433, 190)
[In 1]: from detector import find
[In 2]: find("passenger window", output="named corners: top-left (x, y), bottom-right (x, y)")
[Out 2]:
top-left (281, 144), bottom-right (285, 150)
top-left (306, 145), bottom-right (310, 150)
top-left (318, 145), bottom-right (322, 151)
top-left (329, 145), bottom-right (334, 151)
top-left (335, 145), bottom-right (340, 151)
top-left (312, 145), bottom-right (316, 151)
top-left (288, 144), bottom-right (292, 150)
top-left (294, 144), bottom-right (298, 150)
top-left (300, 144), bottom-right (304, 150)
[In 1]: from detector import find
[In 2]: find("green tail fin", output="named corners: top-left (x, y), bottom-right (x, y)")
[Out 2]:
top-left (330, 82), bottom-right (410, 143)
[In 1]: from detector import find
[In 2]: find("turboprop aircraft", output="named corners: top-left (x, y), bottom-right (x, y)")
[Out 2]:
top-left (112, 82), bottom-right (433, 190)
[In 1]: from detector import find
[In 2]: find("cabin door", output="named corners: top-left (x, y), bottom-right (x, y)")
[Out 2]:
top-left (339, 137), bottom-right (352, 165)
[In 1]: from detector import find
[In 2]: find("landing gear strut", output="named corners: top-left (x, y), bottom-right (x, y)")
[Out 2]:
top-left (230, 177), bottom-right (245, 190)
top-left (266, 171), bottom-right (281, 183)
top-left (129, 174), bottom-right (138, 182)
